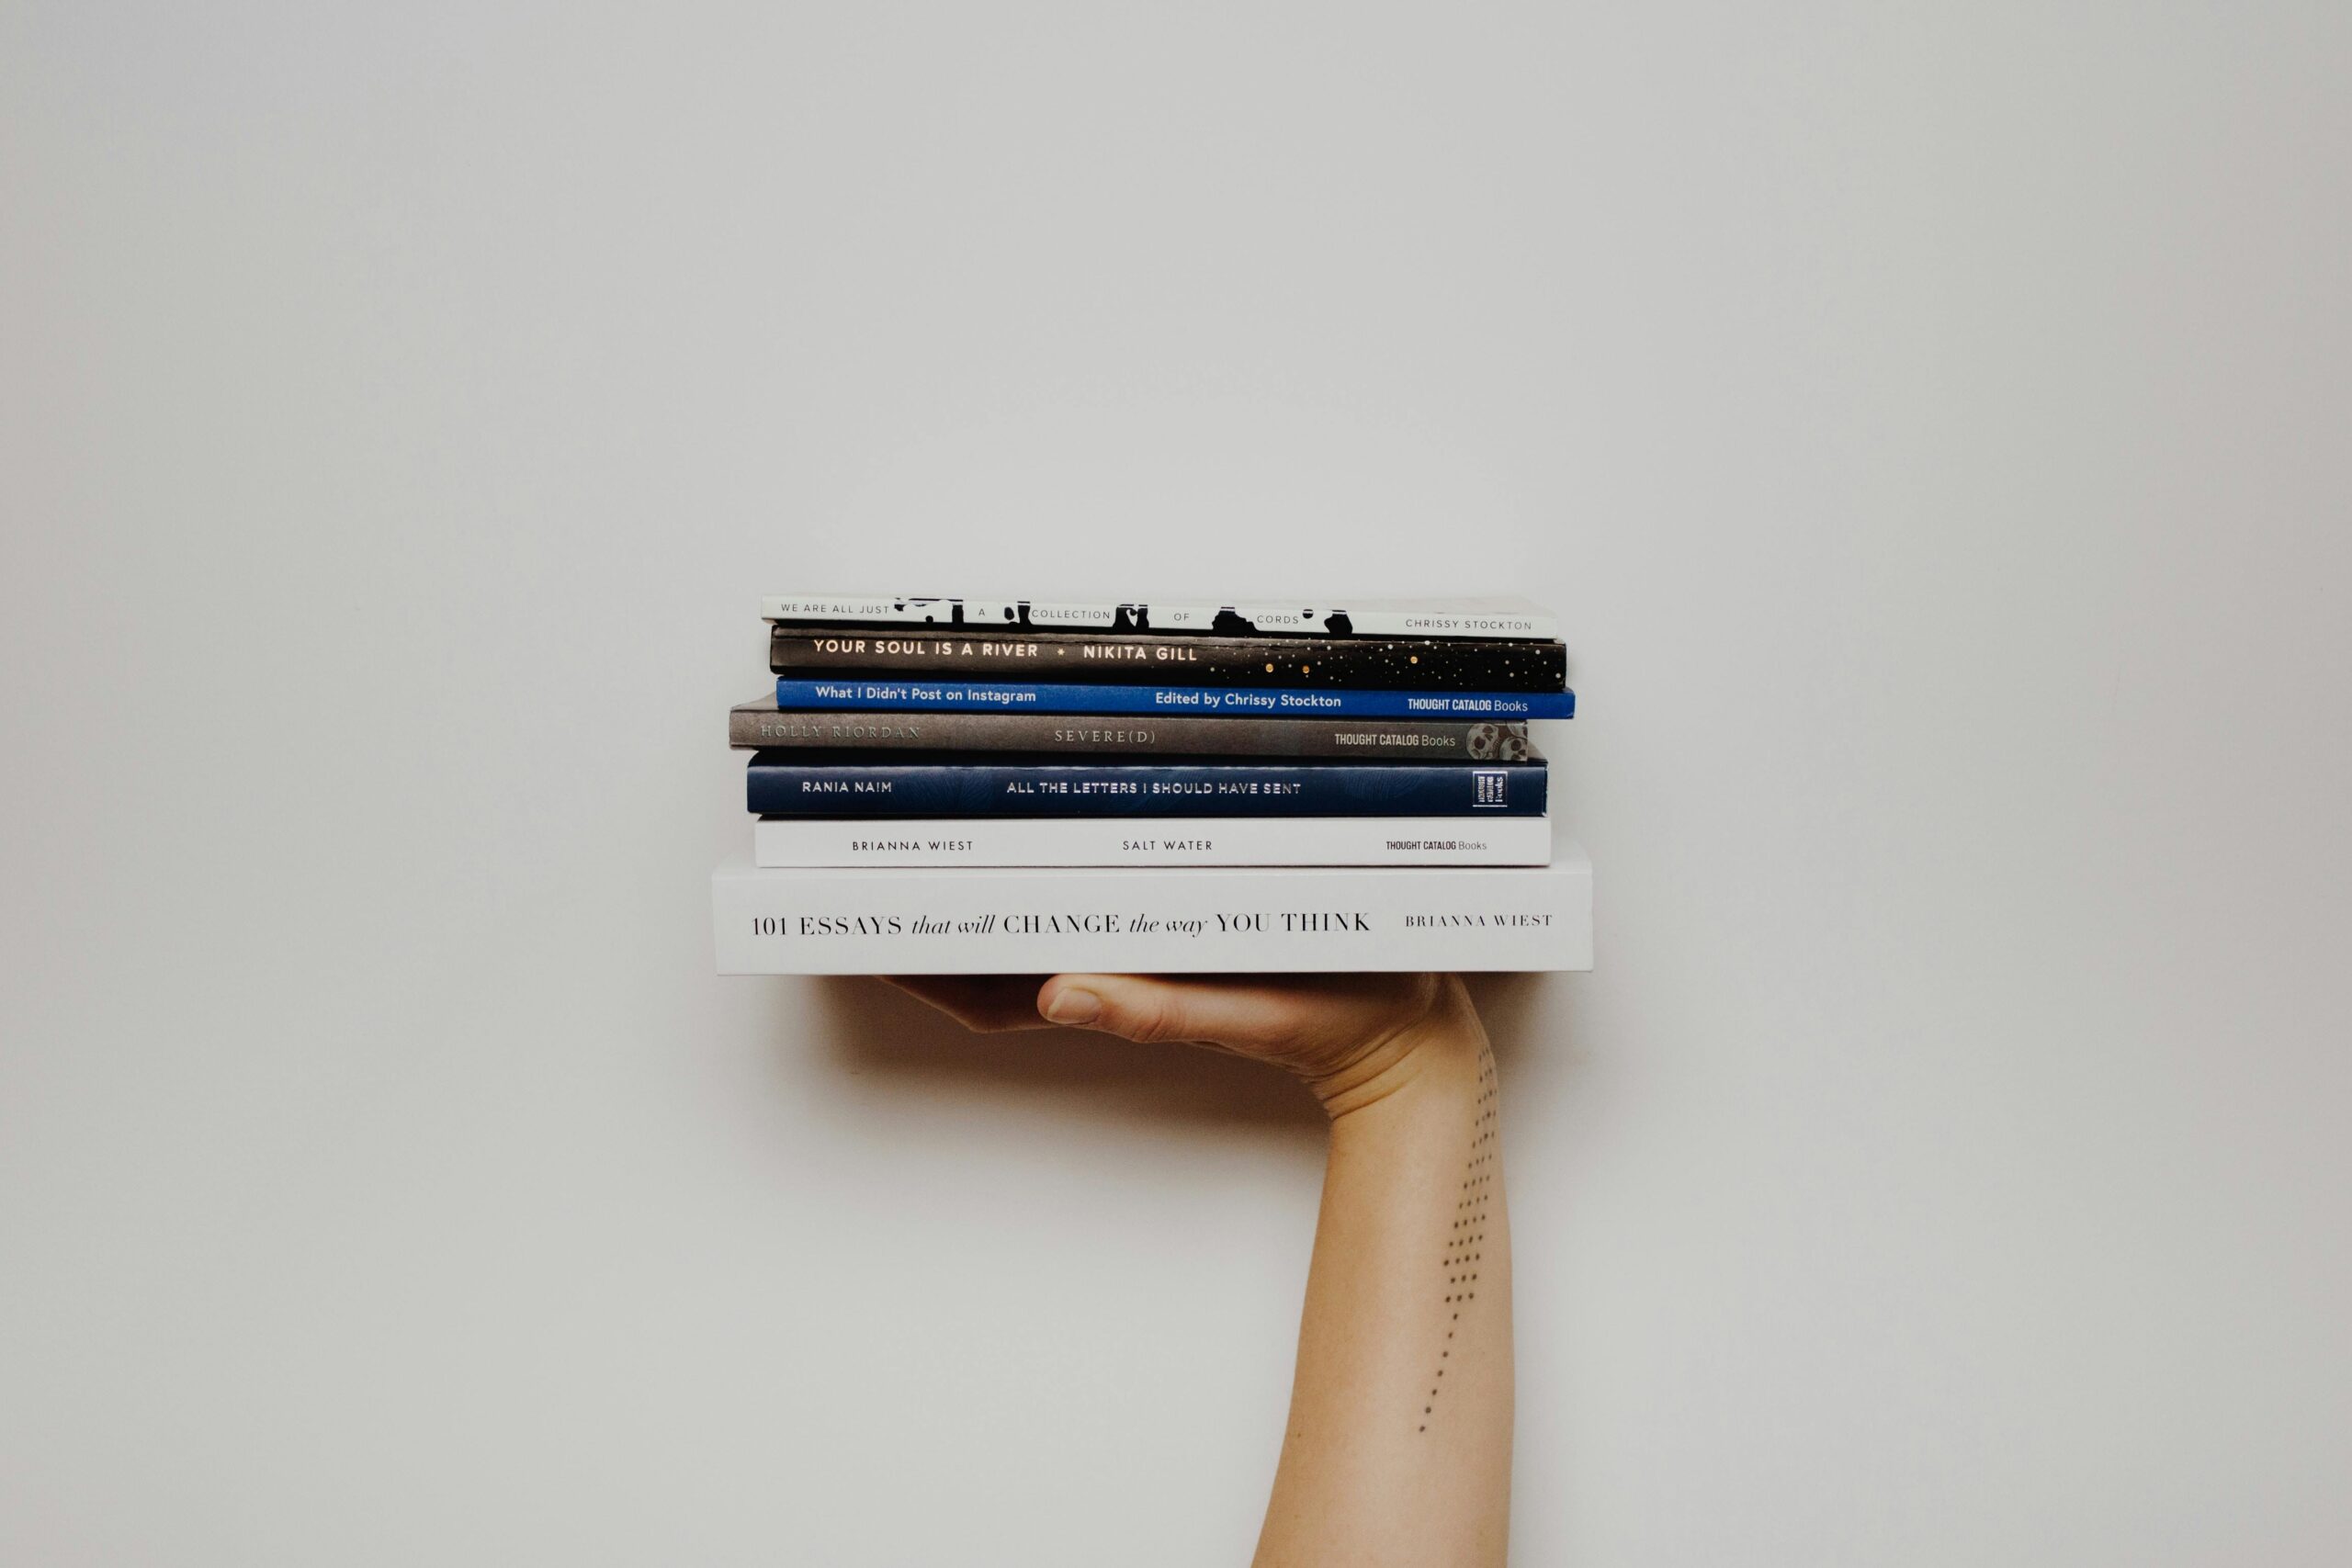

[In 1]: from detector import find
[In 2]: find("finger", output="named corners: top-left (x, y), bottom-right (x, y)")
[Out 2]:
top-left (1035, 973), bottom-right (1435, 1056)
top-left (881, 975), bottom-right (1057, 1032)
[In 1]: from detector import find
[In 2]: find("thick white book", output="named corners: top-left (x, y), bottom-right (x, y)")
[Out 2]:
top-left (711, 839), bottom-right (1592, 975)
top-left (752, 815), bottom-right (1554, 868)
top-left (759, 592), bottom-right (1559, 641)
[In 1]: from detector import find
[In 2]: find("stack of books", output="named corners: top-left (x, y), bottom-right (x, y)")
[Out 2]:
top-left (711, 594), bottom-right (1592, 975)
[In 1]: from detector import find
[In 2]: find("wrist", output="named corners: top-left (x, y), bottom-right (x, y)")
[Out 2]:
top-left (1301, 977), bottom-right (1491, 1122)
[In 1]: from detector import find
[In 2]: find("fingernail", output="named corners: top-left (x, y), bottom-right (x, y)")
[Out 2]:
top-left (1043, 987), bottom-right (1102, 1025)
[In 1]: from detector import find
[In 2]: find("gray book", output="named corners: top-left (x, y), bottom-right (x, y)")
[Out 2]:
top-left (728, 695), bottom-right (1534, 760)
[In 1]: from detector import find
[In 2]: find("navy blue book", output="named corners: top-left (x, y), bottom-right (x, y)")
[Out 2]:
top-left (774, 677), bottom-right (1575, 720)
top-left (744, 751), bottom-right (1549, 818)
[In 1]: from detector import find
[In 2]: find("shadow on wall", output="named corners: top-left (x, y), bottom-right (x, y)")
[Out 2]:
top-left (769, 973), bottom-right (1560, 1145)
top-left (1464, 973), bottom-right (1557, 1076)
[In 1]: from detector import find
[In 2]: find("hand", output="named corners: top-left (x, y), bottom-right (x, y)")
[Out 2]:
top-left (880, 973), bottom-right (1487, 1118)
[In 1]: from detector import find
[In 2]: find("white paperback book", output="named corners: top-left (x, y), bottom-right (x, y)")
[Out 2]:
top-left (752, 815), bottom-right (1554, 868)
top-left (758, 592), bottom-right (1559, 641)
top-left (711, 837), bottom-right (1592, 975)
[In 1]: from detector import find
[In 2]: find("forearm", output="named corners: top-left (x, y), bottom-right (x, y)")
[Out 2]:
top-left (1254, 990), bottom-right (1512, 1566)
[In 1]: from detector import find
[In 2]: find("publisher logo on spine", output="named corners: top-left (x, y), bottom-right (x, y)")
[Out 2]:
top-left (1472, 769), bottom-right (1509, 808)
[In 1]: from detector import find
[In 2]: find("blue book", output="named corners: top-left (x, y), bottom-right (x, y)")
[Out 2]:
top-left (774, 678), bottom-right (1575, 720)
top-left (745, 752), bottom-right (1548, 818)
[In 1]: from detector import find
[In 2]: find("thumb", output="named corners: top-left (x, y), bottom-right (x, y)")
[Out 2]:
top-left (1034, 972), bottom-right (1432, 1062)
top-left (1035, 974), bottom-right (1283, 1051)
top-left (1033, 973), bottom-right (1467, 1089)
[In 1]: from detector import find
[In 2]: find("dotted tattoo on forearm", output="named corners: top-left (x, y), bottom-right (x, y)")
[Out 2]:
top-left (1423, 1045), bottom-right (1498, 1433)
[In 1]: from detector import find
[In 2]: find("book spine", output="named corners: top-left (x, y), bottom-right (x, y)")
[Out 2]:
top-left (711, 849), bottom-right (1595, 975)
top-left (774, 678), bottom-right (1576, 720)
top-left (743, 758), bottom-right (1547, 818)
top-left (753, 816), bottom-right (1555, 867)
top-left (729, 706), bottom-right (1537, 760)
top-left (771, 626), bottom-right (1566, 691)
top-left (759, 595), bottom-right (1559, 640)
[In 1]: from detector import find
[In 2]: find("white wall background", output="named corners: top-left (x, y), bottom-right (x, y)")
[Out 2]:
top-left (5, 5), bottom-right (2348, 1563)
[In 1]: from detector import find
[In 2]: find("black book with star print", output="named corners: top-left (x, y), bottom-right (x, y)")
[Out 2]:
top-left (769, 626), bottom-right (1566, 692)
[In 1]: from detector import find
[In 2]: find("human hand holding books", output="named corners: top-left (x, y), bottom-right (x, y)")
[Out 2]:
top-left (766, 598), bottom-right (1544, 1555)
top-left (883, 971), bottom-right (1489, 1120)
top-left (885, 966), bottom-right (1514, 1558)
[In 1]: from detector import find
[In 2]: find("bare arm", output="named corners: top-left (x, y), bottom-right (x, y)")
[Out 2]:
top-left (888, 973), bottom-right (1511, 1567)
